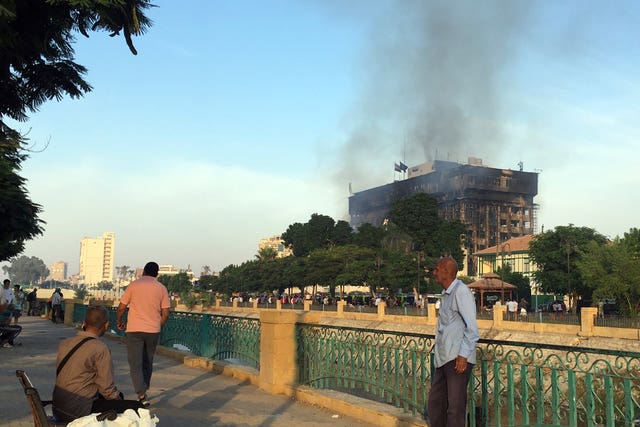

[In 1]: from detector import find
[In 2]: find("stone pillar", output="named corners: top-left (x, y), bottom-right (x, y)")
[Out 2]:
top-left (427, 302), bottom-right (437, 325)
top-left (337, 300), bottom-right (346, 317)
top-left (253, 299), bottom-right (259, 310)
top-left (304, 300), bottom-right (312, 311)
top-left (232, 299), bottom-right (238, 308)
top-left (377, 301), bottom-right (386, 319)
top-left (493, 303), bottom-right (506, 328)
top-left (63, 299), bottom-right (79, 325)
top-left (580, 307), bottom-right (598, 336)
top-left (259, 310), bottom-right (299, 395)
top-left (215, 298), bottom-right (221, 309)
top-left (276, 300), bottom-right (282, 310)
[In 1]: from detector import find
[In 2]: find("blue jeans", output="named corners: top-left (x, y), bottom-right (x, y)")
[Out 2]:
top-left (126, 332), bottom-right (160, 396)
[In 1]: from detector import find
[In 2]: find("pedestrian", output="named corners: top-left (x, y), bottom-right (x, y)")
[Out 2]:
top-left (116, 262), bottom-right (170, 408)
top-left (26, 288), bottom-right (38, 316)
top-left (1, 280), bottom-right (22, 348)
top-left (50, 288), bottom-right (64, 323)
top-left (427, 257), bottom-right (479, 427)
top-left (12, 285), bottom-right (24, 324)
top-left (53, 305), bottom-right (144, 422)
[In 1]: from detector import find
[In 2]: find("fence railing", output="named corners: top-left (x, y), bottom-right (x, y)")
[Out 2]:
top-left (72, 305), bottom-right (261, 369)
top-left (296, 322), bottom-right (640, 426)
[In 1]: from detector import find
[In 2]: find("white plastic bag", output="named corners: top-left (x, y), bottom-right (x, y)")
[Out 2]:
top-left (67, 408), bottom-right (159, 427)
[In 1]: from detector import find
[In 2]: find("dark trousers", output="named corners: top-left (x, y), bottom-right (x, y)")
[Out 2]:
top-left (52, 304), bottom-right (63, 323)
top-left (126, 332), bottom-right (160, 396)
top-left (0, 324), bottom-right (22, 345)
top-left (91, 395), bottom-right (144, 415)
top-left (427, 359), bottom-right (473, 427)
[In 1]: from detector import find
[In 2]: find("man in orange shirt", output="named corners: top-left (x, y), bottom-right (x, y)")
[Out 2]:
top-left (116, 262), bottom-right (170, 407)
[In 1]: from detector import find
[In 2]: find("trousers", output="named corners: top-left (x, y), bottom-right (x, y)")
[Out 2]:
top-left (126, 332), bottom-right (160, 396)
top-left (427, 359), bottom-right (473, 427)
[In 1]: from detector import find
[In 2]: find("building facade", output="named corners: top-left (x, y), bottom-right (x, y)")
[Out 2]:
top-left (474, 235), bottom-right (536, 280)
top-left (258, 235), bottom-right (293, 258)
top-left (49, 261), bottom-right (67, 282)
top-left (79, 232), bottom-right (115, 285)
top-left (348, 159), bottom-right (539, 274)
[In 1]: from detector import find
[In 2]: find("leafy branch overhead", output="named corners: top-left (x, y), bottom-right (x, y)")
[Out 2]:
top-left (0, 0), bottom-right (155, 261)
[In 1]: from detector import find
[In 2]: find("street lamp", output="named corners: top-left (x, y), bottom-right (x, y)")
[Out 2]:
top-left (499, 242), bottom-right (511, 303)
top-left (566, 240), bottom-right (571, 313)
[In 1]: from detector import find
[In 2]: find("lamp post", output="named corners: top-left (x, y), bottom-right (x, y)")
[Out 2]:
top-left (566, 240), bottom-right (571, 313)
top-left (499, 242), bottom-right (511, 303)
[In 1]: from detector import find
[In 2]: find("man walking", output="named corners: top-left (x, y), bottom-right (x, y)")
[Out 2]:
top-left (116, 262), bottom-right (170, 407)
top-left (427, 257), bottom-right (479, 427)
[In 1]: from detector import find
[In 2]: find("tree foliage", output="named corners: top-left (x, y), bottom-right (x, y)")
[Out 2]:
top-left (577, 233), bottom-right (640, 315)
top-left (529, 225), bottom-right (608, 312)
top-left (0, 0), bottom-right (155, 261)
top-left (158, 272), bottom-right (191, 294)
top-left (2, 255), bottom-right (49, 284)
top-left (388, 193), bottom-right (466, 267)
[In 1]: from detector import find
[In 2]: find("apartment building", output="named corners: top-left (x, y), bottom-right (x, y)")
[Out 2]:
top-left (79, 232), bottom-right (115, 285)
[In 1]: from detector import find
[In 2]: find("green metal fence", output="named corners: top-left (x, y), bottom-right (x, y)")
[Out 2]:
top-left (297, 323), bottom-right (640, 426)
top-left (160, 311), bottom-right (261, 369)
top-left (73, 305), bottom-right (260, 369)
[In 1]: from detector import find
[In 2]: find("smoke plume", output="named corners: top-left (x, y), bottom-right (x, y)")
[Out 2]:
top-left (333, 0), bottom-right (531, 194)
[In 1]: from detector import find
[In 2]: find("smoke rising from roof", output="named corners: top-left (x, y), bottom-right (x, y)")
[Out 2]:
top-left (332, 1), bottom-right (531, 194)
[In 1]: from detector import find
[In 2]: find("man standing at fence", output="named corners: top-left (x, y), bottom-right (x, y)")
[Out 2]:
top-left (116, 262), bottom-right (170, 408)
top-left (427, 257), bottom-right (479, 427)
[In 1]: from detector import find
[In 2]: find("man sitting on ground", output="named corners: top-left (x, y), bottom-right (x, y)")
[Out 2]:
top-left (53, 305), bottom-right (143, 422)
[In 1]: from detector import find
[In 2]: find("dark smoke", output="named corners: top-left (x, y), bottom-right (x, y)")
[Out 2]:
top-left (333, 0), bottom-right (531, 194)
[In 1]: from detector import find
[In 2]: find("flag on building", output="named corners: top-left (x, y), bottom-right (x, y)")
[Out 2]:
top-left (394, 163), bottom-right (402, 172)
top-left (399, 162), bottom-right (408, 171)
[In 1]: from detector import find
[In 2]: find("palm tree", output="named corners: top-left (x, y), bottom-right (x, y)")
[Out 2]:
top-left (256, 247), bottom-right (278, 261)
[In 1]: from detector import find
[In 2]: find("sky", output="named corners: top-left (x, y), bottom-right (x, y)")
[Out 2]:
top-left (4, 0), bottom-right (640, 278)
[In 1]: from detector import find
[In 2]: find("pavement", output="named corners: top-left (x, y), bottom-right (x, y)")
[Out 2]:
top-left (1, 316), bottom-right (381, 427)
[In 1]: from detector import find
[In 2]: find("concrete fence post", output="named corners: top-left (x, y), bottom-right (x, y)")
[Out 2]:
top-left (253, 299), bottom-right (259, 310)
top-left (215, 298), bottom-right (221, 309)
top-left (337, 300), bottom-right (346, 317)
top-left (493, 304), bottom-right (506, 328)
top-left (303, 300), bottom-right (312, 311)
top-left (259, 310), bottom-right (299, 395)
top-left (427, 302), bottom-right (437, 325)
top-left (580, 307), bottom-right (598, 336)
top-left (377, 301), bottom-right (386, 319)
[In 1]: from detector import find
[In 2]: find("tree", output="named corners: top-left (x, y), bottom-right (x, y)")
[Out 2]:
top-left (0, 0), bottom-right (155, 261)
top-left (158, 272), bottom-right (191, 294)
top-left (96, 280), bottom-right (113, 290)
top-left (352, 223), bottom-right (384, 249)
top-left (577, 236), bottom-right (640, 315)
top-left (256, 247), bottom-right (278, 261)
top-left (74, 285), bottom-right (90, 300)
top-left (388, 193), bottom-right (466, 266)
top-left (529, 224), bottom-right (608, 313)
top-left (115, 265), bottom-right (130, 281)
top-left (2, 255), bottom-right (49, 284)
top-left (495, 264), bottom-right (531, 304)
top-left (282, 213), bottom-right (342, 257)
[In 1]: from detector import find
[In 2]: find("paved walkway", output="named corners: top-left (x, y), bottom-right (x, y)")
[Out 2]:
top-left (1, 316), bottom-right (379, 427)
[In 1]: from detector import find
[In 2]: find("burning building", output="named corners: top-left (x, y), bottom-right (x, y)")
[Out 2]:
top-left (348, 158), bottom-right (538, 274)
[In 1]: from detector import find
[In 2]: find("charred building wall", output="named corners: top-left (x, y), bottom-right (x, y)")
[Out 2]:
top-left (348, 160), bottom-right (538, 274)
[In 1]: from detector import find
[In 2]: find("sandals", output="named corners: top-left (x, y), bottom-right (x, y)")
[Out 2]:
top-left (138, 394), bottom-right (150, 408)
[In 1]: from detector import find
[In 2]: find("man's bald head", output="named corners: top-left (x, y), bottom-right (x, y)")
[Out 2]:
top-left (84, 306), bottom-right (109, 330)
top-left (433, 257), bottom-right (459, 289)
